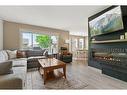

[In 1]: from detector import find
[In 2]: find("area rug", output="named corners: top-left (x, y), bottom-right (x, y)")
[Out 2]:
top-left (27, 70), bottom-right (89, 89)
top-left (44, 78), bottom-right (88, 89)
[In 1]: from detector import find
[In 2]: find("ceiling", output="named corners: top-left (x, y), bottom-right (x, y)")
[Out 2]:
top-left (0, 6), bottom-right (109, 36)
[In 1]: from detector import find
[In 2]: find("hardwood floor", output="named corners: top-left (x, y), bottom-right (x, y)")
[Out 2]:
top-left (27, 59), bottom-right (127, 89)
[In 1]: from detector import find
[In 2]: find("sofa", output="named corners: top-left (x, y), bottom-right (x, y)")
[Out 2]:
top-left (0, 50), bottom-right (27, 89)
top-left (0, 49), bottom-right (48, 89)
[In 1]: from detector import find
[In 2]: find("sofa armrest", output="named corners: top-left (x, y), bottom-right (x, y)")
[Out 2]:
top-left (43, 50), bottom-right (48, 57)
top-left (0, 76), bottom-right (22, 89)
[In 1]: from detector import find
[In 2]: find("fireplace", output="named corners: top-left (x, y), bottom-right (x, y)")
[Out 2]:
top-left (91, 48), bottom-right (127, 82)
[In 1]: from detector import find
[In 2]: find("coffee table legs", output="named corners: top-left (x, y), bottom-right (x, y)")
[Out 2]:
top-left (63, 66), bottom-right (66, 79)
top-left (43, 69), bottom-right (47, 84)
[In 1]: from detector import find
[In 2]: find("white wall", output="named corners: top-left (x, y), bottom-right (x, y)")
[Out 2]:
top-left (0, 19), bottom-right (3, 50)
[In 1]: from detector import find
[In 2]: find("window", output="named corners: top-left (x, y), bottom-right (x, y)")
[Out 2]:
top-left (21, 31), bottom-right (59, 53)
top-left (79, 38), bottom-right (84, 50)
top-left (21, 32), bottom-right (32, 49)
top-left (72, 38), bottom-right (78, 52)
top-left (70, 37), bottom-right (85, 52)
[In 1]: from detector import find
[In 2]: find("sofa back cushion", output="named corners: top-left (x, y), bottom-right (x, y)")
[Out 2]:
top-left (0, 50), bottom-right (8, 62)
top-left (0, 61), bottom-right (12, 75)
top-left (25, 50), bottom-right (45, 57)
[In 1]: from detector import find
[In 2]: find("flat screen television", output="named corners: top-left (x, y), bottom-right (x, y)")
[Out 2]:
top-left (89, 6), bottom-right (124, 37)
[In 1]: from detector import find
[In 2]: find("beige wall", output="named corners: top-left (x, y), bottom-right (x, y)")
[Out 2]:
top-left (3, 21), bottom-right (69, 50)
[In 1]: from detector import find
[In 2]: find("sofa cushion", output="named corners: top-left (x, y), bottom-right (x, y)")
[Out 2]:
top-left (6, 50), bottom-right (17, 59)
top-left (0, 50), bottom-right (8, 62)
top-left (0, 77), bottom-right (22, 89)
top-left (0, 61), bottom-right (12, 75)
top-left (0, 70), bottom-right (26, 89)
top-left (27, 56), bottom-right (46, 60)
top-left (25, 50), bottom-right (46, 57)
top-left (11, 58), bottom-right (27, 67)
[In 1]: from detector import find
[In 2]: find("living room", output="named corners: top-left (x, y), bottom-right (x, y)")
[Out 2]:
top-left (0, 1), bottom-right (127, 93)
top-left (0, 6), bottom-right (89, 89)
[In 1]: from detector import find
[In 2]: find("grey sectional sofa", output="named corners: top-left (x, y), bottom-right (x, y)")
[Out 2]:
top-left (0, 50), bottom-right (27, 89)
top-left (0, 49), bottom-right (47, 89)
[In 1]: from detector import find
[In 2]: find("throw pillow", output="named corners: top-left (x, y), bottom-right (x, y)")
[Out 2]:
top-left (62, 50), bottom-right (68, 55)
top-left (0, 61), bottom-right (12, 75)
top-left (63, 51), bottom-right (68, 55)
top-left (0, 51), bottom-right (4, 62)
top-left (6, 50), bottom-right (17, 59)
top-left (0, 50), bottom-right (8, 62)
top-left (17, 50), bottom-right (26, 58)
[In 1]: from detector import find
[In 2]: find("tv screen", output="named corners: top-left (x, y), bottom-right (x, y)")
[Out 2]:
top-left (89, 6), bottom-right (124, 37)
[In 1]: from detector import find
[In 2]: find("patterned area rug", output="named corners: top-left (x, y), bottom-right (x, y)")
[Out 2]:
top-left (45, 78), bottom-right (88, 89)
top-left (27, 70), bottom-right (89, 89)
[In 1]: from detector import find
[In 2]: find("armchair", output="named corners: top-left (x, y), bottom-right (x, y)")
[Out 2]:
top-left (58, 47), bottom-right (72, 63)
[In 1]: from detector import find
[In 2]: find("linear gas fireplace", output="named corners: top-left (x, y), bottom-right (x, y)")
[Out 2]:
top-left (90, 48), bottom-right (127, 81)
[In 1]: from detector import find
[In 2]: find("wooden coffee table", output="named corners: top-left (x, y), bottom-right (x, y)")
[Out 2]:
top-left (38, 58), bottom-right (66, 84)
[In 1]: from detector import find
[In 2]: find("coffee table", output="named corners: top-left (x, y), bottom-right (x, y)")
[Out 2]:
top-left (38, 58), bottom-right (66, 84)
